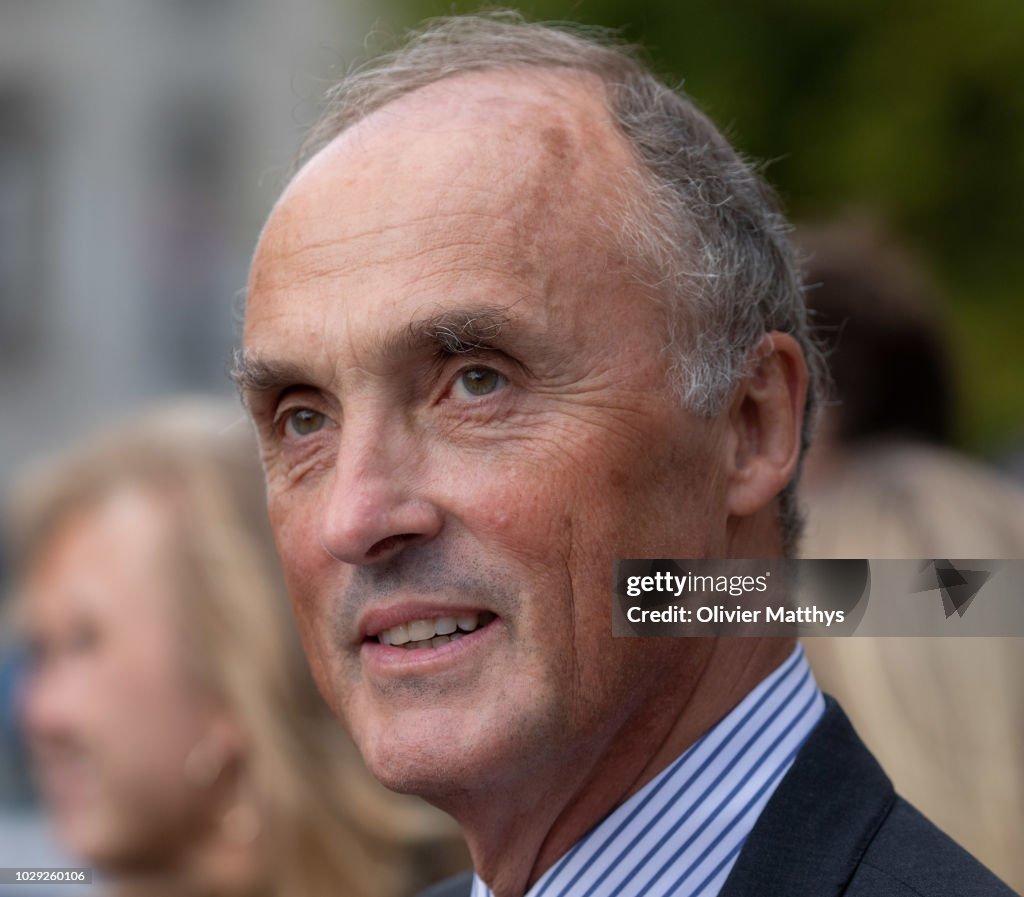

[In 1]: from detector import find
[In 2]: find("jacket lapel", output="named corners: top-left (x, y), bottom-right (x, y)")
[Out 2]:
top-left (718, 696), bottom-right (894, 897)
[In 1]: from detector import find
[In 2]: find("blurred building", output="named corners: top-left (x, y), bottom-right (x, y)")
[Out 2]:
top-left (0, 0), bottom-right (365, 508)
top-left (0, 0), bottom-right (369, 875)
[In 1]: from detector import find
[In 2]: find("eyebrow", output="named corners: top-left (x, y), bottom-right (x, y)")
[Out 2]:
top-left (230, 352), bottom-right (311, 398)
top-left (385, 305), bottom-right (513, 358)
top-left (232, 305), bottom-right (515, 400)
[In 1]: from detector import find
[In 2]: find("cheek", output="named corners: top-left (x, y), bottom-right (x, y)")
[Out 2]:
top-left (269, 493), bottom-right (327, 615)
top-left (105, 661), bottom-right (202, 769)
top-left (267, 482), bottom-right (313, 549)
top-left (62, 678), bottom-right (207, 858)
top-left (457, 471), bottom-right (585, 619)
top-left (456, 462), bottom-right (608, 636)
top-left (471, 475), bottom-right (565, 543)
top-left (281, 573), bottom-right (337, 705)
top-left (268, 504), bottom-right (346, 702)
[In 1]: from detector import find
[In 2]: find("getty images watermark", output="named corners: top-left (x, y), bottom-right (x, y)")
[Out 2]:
top-left (612, 560), bottom-right (1024, 637)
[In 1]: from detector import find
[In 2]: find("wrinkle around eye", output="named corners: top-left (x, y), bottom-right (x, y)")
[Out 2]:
top-left (263, 406), bottom-right (340, 486)
top-left (266, 437), bottom-right (338, 487)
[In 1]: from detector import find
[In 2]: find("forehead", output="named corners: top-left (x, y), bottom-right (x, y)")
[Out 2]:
top-left (24, 488), bottom-right (176, 629)
top-left (245, 69), bottom-right (647, 354)
top-left (279, 66), bottom-right (630, 238)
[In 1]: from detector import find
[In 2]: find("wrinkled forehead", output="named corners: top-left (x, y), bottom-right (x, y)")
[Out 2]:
top-left (251, 68), bottom-right (639, 288)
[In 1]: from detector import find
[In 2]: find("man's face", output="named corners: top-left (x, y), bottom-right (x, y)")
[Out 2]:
top-left (243, 72), bottom-right (731, 800)
top-left (20, 488), bottom-right (219, 867)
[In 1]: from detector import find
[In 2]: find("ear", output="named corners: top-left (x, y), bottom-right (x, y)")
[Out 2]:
top-left (722, 332), bottom-right (808, 519)
top-left (184, 713), bottom-right (247, 789)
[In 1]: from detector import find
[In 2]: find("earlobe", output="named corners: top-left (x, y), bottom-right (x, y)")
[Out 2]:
top-left (723, 333), bottom-right (808, 519)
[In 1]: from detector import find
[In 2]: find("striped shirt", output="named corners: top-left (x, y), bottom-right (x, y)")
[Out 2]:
top-left (470, 643), bottom-right (824, 897)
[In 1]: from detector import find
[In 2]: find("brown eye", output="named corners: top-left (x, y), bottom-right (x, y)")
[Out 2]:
top-left (286, 408), bottom-right (326, 437)
top-left (454, 367), bottom-right (507, 399)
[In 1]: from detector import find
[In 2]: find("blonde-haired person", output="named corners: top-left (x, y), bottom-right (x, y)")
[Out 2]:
top-left (798, 220), bottom-right (1024, 893)
top-left (8, 399), bottom-right (467, 897)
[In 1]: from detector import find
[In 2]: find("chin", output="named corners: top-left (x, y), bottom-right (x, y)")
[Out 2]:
top-left (355, 700), bottom-right (559, 808)
top-left (359, 725), bottom-right (479, 802)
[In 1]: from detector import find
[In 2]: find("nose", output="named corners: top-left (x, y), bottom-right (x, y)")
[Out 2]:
top-left (21, 661), bottom-right (78, 749)
top-left (318, 422), bottom-right (443, 566)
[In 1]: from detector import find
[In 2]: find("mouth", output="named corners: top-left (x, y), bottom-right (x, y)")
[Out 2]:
top-left (372, 611), bottom-right (497, 650)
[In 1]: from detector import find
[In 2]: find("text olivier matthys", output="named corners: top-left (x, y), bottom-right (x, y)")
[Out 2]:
top-left (623, 572), bottom-right (846, 627)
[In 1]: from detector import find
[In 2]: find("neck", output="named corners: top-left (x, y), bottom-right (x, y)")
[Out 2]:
top-left (446, 637), bottom-right (795, 897)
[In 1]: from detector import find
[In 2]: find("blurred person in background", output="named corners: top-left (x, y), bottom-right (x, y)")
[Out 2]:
top-left (798, 219), bottom-right (1024, 892)
top-left (7, 400), bottom-right (467, 897)
top-left (798, 217), bottom-right (1024, 553)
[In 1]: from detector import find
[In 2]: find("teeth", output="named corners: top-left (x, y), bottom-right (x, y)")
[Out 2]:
top-left (407, 619), bottom-right (434, 642)
top-left (381, 623), bottom-right (409, 646)
top-left (434, 617), bottom-right (457, 635)
top-left (377, 612), bottom-right (489, 649)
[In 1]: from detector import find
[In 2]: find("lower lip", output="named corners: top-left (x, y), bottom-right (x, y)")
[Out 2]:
top-left (360, 618), bottom-right (500, 674)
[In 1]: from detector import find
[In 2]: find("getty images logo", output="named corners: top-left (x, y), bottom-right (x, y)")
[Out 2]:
top-left (912, 560), bottom-right (994, 619)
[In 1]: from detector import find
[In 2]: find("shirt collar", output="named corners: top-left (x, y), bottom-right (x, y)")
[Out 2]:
top-left (472, 643), bottom-right (824, 897)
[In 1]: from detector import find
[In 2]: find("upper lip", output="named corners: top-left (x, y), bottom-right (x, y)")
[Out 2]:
top-left (357, 602), bottom-right (495, 641)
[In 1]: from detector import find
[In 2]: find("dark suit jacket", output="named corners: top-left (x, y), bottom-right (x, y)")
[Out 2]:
top-left (415, 697), bottom-right (1018, 897)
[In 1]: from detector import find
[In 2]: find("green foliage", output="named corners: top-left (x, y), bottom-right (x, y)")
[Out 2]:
top-left (367, 0), bottom-right (1024, 453)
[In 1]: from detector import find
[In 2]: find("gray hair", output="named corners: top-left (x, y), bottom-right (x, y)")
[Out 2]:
top-left (298, 11), bottom-right (824, 555)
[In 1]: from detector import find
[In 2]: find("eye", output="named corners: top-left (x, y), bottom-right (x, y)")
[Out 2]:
top-left (285, 408), bottom-right (327, 437)
top-left (67, 621), bottom-right (100, 656)
top-left (452, 367), bottom-right (507, 399)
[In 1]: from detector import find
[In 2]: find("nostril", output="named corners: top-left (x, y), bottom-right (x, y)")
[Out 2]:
top-left (365, 533), bottom-right (419, 560)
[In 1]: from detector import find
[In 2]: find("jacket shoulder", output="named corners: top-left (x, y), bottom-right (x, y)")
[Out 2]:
top-left (847, 797), bottom-right (1018, 897)
top-left (720, 697), bottom-right (1019, 897)
top-left (413, 871), bottom-right (474, 897)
